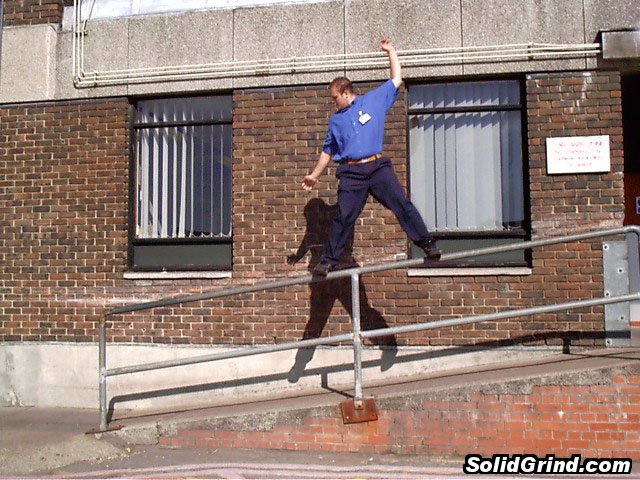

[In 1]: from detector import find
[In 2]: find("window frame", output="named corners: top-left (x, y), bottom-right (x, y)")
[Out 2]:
top-left (127, 94), bottom-right (233, 272)
top-left (405, 76), bottom-right (531, 268)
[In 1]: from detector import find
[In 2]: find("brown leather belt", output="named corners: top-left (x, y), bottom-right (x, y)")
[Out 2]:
top-left (346, 153), bottom-right (383, 165)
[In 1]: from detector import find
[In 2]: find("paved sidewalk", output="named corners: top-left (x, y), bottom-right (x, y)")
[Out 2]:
top-left (0, 406), bottom-right (464, 478)
top-left (4, 349), bottom-right (640, 478)
top-left (47, 445), bottom-right (465, 479)
top-left (0, 407), bottom-right (122, 476)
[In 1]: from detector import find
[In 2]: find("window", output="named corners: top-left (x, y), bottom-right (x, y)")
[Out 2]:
top-left (129, 95), bottom-right (232, 271)
top-left (408, 79), bottom-right (528, 266)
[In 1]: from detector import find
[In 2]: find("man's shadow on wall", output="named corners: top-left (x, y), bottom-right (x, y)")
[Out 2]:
top-left (286, 198), bottom-right (398, 383)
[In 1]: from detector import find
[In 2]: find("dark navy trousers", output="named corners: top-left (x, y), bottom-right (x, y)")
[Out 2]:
top-left (320, 157), bottom-right (434, 265)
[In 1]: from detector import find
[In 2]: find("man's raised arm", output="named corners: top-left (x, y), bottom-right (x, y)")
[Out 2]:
top-left (380, 39), bottom-right (402, 88)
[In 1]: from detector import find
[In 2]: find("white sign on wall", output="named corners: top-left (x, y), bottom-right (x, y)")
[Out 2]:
top-left (546, 135), bottom-right (611, 174)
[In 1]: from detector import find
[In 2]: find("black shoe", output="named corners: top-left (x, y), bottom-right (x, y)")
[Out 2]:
top-left (421, 240), bottom-right (442, 260)
top-left (313, 261), bottom-right (335, 276)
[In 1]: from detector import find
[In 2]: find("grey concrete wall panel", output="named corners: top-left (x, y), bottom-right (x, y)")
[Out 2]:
top-left (1, 342), bottom-right (559, 409)
top-left (461, 0), bottom-right (586, 75)
top-left (0, 25), bottom-right (57, 103)
top-left (3, 0), bottom-right (636, 102)
top-left (127, 9), bottom-right (234, 95)
top-left (584, 0), bottom-right (640, 42)
top-left (584, 0), bottom-right (640, 69)
top-left (232, 2), bottom-right (344, 88)
top-left (345, 0), bottom-right (463, 82)
top-left (55, 21), bottom-right (128, 100)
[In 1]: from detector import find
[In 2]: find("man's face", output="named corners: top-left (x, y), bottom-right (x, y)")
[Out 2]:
top-left (330, 86), bottom-right (352, 110)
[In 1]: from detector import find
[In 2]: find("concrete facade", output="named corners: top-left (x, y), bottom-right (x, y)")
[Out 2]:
top-left (0, 24), bottom-right (58, 103)
top-left (0, 343), bottom-right (560, 409)
top-left (0, 0), bottom-right (639, 412)
top-left (1, 0), bottom-right (639, 100)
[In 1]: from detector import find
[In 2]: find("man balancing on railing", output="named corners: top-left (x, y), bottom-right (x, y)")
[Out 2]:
top-left (301, 39), bottom-right (441, 276)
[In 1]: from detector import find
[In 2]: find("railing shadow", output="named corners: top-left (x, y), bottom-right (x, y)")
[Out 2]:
top-left (106, 330), bottom-right (612, 423)
top-left (286, 198), bottom-right (397, 382)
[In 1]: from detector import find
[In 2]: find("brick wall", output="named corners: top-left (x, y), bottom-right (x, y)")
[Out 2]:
top-left (159, 370), bottom-right (640, 458)
top-left (522, 71), bottom-right (624, 347)
top-left (0, 99), bottom-right (130, 341)
top-left (527, 71), bottom-right (624, 235)
top-left (0, 71), bottom-right (625, 346)
top-left (2, 0), bottom-right (69, 27)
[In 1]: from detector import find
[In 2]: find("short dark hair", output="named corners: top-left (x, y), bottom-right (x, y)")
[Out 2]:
top-left (329, 77), bottom-right (353, 94)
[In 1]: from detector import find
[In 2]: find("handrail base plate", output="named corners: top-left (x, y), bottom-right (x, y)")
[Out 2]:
top-left (341, 398), bottom-right (378, 424)
top-left (86, 424), bottom-right (123, 435)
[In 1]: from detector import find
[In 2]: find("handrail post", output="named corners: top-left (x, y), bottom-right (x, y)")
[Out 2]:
top-left (351, 273), bottom-right (363, 407)
top-left (626, 230), bottom-right (640, 347)
top-left (99, 316), bottom-right (108, 431)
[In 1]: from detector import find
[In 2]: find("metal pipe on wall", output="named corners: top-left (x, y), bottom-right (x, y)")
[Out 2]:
top-left (71, 0), bottom-right (601, 88)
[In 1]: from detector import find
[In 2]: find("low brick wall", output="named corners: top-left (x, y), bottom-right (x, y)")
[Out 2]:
top-left (158, 367), bottom-right (640, 458)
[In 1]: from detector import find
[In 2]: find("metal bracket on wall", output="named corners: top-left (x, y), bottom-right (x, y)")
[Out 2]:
top-left (603, 240), bottom-right (632, 346)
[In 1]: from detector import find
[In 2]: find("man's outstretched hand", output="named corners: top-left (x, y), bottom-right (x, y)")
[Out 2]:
top-left (380, 39), bottom-right (395, 52)
top-left (302, 175), bottom-right (318, 191)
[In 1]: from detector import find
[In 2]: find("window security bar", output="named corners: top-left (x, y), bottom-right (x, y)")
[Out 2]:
top-left (98, 226), bottom-right (640, 431)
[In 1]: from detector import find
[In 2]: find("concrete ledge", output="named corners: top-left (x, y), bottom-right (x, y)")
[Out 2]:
top-left (123, 271), bottom-right (233, 280)
top-left (408, 267), bottom-right (532, 277)
top-left (0, 342), bottom-right (564, 411)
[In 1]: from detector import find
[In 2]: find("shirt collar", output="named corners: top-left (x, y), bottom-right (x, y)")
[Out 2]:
top-left (337, 96), bottom-right (359, 113)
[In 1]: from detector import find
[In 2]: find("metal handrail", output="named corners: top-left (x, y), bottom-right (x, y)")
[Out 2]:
top-left (108, 227), bottom-right (640, 315)
top-left (98, 226), bottom-right (640, 430)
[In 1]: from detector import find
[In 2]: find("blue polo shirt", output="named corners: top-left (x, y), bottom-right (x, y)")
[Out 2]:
top-left (322, 79), bottom-right (398, 162)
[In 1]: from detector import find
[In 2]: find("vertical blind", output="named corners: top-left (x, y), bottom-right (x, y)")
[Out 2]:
top-left (135, 96), bottom-right (232, 240)
top-left (409, 80), bottom-right (524, 232)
